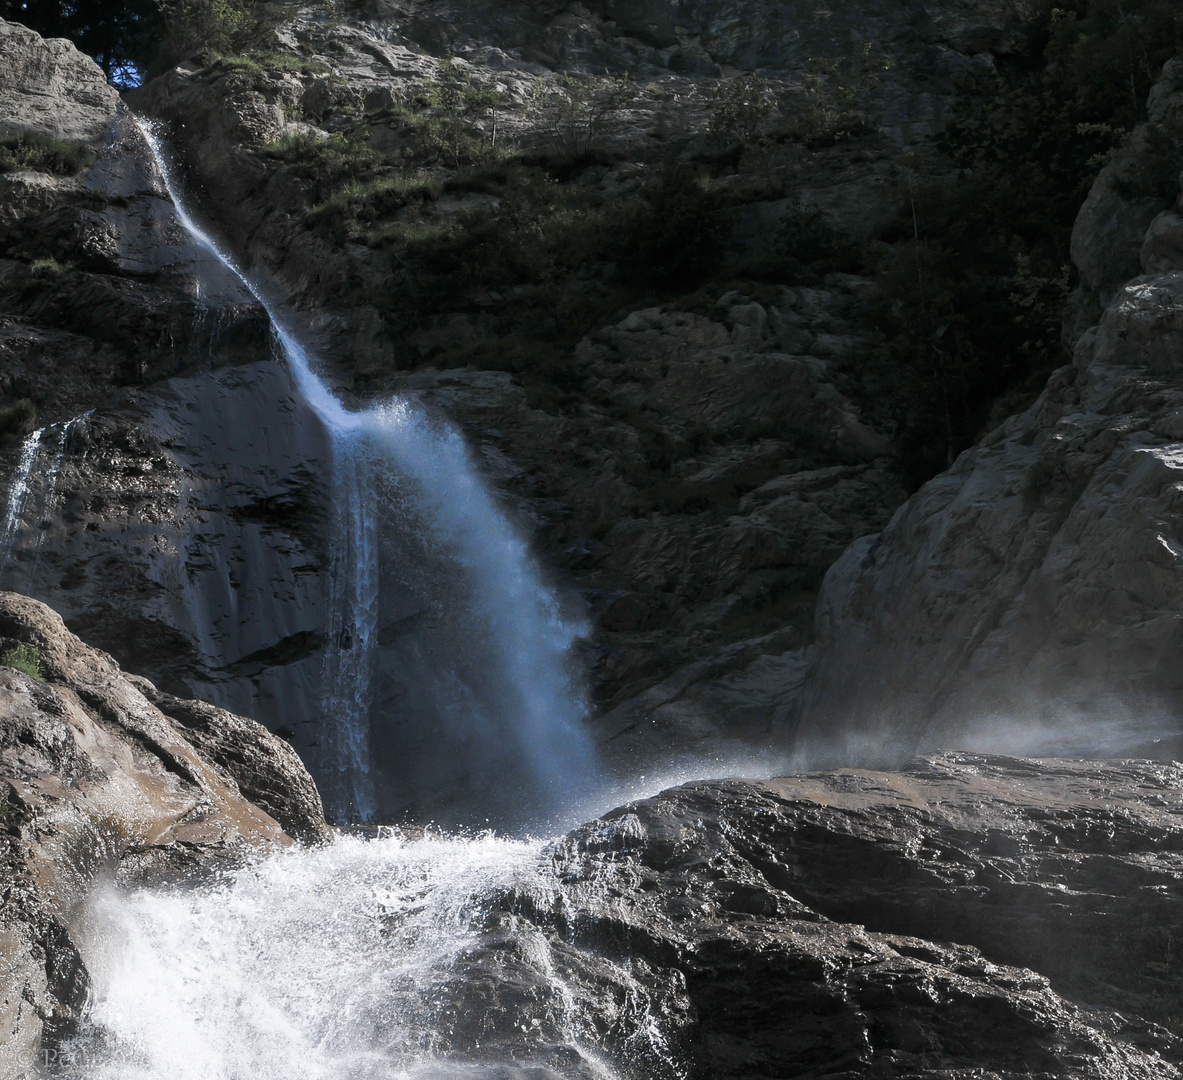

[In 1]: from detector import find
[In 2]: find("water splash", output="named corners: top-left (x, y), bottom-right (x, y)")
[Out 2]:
top-left (134, 119), bottom-right (595, 825)
top-left (60, 832), bottom-right (678, 1080)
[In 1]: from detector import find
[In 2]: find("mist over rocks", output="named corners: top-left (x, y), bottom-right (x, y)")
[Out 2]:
top-left (797, 57), bottom-right (1183, 766)
top-left (0, 590), bottom-right (327, 1069)
top-left (415, 753), bottom-right (1183, 1077)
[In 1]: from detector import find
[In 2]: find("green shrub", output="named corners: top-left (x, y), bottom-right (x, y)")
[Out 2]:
top-left (30, 257), bottom-right (68, 278)
top-left (305, 175), bottom-right (442, 241)
top-left (404, 69), bottom-right (507, 169)
top-left (152, 0), bottom-right (265, 73)
top-left (0, 398), bottom-right (35, 442)
top-left (0, 642), bottom-right (45, 681)
top-left (617, 162), bottom-right (733, 290)
top-left (202, 51), bottom-right (330, 81)
top-left (0, 130), bottom-right (92, 176)
top-left (711, 75), bottom-right (775, 143)
top-left (531, 73), bottom-right (636, 157)
top-left (264, 131), bottom-right (381, 200)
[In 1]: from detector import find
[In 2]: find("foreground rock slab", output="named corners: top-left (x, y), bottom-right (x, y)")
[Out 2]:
top-left (443, 753), bottom-right (1183, 1078)
top-left (0, 591), bottom-right (327, 1075)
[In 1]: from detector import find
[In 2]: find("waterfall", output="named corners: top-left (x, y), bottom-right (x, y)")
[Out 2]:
top-left (134, 119), bottom-right (596, 825)
top-left (1, 415), bottom-right (87, 582)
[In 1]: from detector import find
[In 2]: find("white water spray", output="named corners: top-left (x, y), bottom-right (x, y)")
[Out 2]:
top-left (134, 119), bottom-right (595, 823)
top-left (60, 832), bottom-right (675, 1080)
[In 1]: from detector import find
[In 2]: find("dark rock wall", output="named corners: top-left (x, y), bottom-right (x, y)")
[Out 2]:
top-left (797, 59), bottom-right (1183, 764)
top-left (0, 20), bottom-right (337, 762)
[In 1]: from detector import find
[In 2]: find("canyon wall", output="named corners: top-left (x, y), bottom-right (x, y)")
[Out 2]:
top-left (797, 59), bottom-right (1183, 762)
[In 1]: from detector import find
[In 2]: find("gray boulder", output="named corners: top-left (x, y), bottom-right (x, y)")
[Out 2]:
top-left (405, 754), bottom-right (1183, 1077)
top-left (0, 18), bottom-right (117, 141)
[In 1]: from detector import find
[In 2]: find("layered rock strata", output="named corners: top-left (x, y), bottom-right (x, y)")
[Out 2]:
top-left (0, 591), bottom-right (327, 1075)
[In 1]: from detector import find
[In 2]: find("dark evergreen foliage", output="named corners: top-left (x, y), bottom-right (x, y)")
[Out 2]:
top-left (0, 0), bottom-right (158, 82)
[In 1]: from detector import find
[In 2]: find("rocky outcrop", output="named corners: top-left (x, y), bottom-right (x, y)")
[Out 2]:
top-left (798, 60), bottom-right (1183, 763)
top-left (420, 754), bottom-right (1183, 1077)
top-left (0, 19), bottom-right (118, 140)
top-left (0, 591), bottom-right (328, 1072)
top-left (1070, 57), bottom-right (1183, 312)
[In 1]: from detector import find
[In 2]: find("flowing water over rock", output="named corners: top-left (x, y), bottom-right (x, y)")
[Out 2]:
top-left (61, 833), bottom-right (635, 1080)
top-left (135, 120), bottom-right (595, 828)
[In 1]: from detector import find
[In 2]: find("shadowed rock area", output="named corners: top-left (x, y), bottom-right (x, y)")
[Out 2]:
top-left (0, 591), bottom-right (327, 1072)
top-left (798, 58), bottom-right (1183, 764)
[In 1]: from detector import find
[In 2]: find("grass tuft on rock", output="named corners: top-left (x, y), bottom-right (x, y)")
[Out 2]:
top-left (0, 398), bottom-right (36, 442)
top-left (0, 642), bottom-right (46, 681)
top-left (0, 130), bottom-right (93, 176)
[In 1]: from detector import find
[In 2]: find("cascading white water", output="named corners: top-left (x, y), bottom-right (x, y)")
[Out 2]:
top-left (1, 414), bottom-right (88, 582)
top-left (134, 119), bottom-right (595, 824)
top-left (57, 832), bottom-right (679, 1080)
top-left (38, 122), bottom-right (646, 1080)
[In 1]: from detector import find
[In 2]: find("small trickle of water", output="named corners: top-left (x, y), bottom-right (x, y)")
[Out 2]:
top-left (1, 414), bottom-right (88, 582)
top-left (0, 426), bottom-right (44, 571)
top-left (59, 833), bottom-right (669, 1080)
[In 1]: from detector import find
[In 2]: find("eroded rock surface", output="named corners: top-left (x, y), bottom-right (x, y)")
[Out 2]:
top-left (428, 753), bottom-right (1183, 1078)
top-left (123, 0), bottom-right (1016, 710)
top-left (0, 591), bottom-right (328, 1073)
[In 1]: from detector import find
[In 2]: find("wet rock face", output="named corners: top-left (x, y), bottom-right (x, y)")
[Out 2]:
top-left (446, 754), bottom-right (1183, 1078)
top-left (0, 591), bottom-right (328, 1069)
top-left (0, 18), bottom-right (338, 758)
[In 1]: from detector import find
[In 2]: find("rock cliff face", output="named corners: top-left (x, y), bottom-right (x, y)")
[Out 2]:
top-left (0, 19), bottom-right (337, 762)
top-left (797, 59), bottom-right (1183, 763)
top-left (119, 0), bottom-right (1034, 714)
top-left (413, 753), bottom-right (1183, 1077)
top-left (0, 591), bottom-right (327, 1074)
top-left (1, 2), bottom-right (945, 773)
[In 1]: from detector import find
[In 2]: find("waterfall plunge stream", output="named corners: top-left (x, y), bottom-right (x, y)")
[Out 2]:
top-left (135, 120), bottom-right (595, 826)
top-left (34, 125), bottom-right (680, 1079)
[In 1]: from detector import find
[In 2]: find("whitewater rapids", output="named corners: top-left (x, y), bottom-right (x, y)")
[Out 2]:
top-left (57, 832), bottom-right (645, 1080)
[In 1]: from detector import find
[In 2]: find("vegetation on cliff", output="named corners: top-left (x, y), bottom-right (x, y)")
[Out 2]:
top-left (868, 0), bottom-right (1183, 485)
top-left (17, 0), bottom-right (1180, 493)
